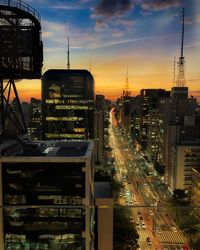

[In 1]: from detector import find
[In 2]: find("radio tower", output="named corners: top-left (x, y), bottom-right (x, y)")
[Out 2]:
top-left (123, 67), bottom-right (131, 96)
top-left (176, 8), bottom-right (186, 87)
top-left (67, 36), bottom-right (70, 69)
top-left (173, 57), bottom-right (176, 86)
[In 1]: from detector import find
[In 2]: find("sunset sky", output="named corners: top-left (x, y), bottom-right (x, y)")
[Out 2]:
top-left (17, 0), bottom-right (200, 101)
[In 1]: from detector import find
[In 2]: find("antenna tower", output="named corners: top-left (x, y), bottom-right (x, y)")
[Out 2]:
top-left (67, 36), bottom-right (70, 69)
top-left (123, 67), bottom-right (131, 96)
top-left (173, 57), bottom-right (176, 86)
top-left (176, 8), bottom-right (186, 87)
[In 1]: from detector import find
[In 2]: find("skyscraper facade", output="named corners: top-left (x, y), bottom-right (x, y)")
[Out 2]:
top-left (42, 69), bottom-right (94, 140)
top-left (94, 95), bottom-right (105, 167)
top-left (0, 140), bottom-right (95, 250)
top-left (139, 89), bottom-right (170, 150)
top-left (28, 98), bottom-right (42, 140)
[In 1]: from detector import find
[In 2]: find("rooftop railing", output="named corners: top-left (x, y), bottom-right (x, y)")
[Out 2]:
top-left (0, 0), bottom-right (41, 22)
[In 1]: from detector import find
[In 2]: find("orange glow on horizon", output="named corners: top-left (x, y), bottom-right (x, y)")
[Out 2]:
top-left (11, 62), bottom-right (200, 103)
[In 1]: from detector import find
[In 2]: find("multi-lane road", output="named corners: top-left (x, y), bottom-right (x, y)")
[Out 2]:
top-left (109, 109), bottom-right (189, 250)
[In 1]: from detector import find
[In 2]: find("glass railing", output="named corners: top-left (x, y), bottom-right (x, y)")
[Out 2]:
top-left (0, 205), bottom-right (86, 250)
top-left (0, 205), bottom-right (199, 250)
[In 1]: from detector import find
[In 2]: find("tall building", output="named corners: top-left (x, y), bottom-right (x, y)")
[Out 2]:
top-left (170, 143), bottom-right (200, 192)
top-left (42, 69), bottom-right (94, 140)
top-left (94, 95), bottom-right (105, 167)
top-left (191, 168), bottom-right (200, 208)
top-left (28, 98), bottom-right (42, 140)
top-left (129, 96), bottom-right (142, 143)
top-left (147, 109), bottom-right (160, 162)
top-left (139, 89), bottom-right (170, 150)
top-left (0, 140), bottom-right (95, 250)
top-left (158, 93), bottom-right (198, 191)
top-left (118, 96), bottom-right (133, 135)
top-left (21, 101), bottom-right (30, 127)
top-left (164, 117), bottom-right (200, 192)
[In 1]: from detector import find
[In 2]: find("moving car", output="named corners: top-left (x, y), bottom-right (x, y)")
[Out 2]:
top-left (136, 222), bottom-right (140, 229)
top-left (141, 222), bottom-right (146, 228)
top-left (149, 209), bottom-right (154, 216)
top-left (171, 226), bottom-right (177, 232)
top-left (146, 237), bottom-right (152, 245)
top-left (157, 227), bottom-right (162, 234)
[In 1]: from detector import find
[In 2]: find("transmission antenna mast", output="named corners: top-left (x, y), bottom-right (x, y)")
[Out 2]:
top-left (176, 8), bottom-right (186, 87)
top-left (123, 67), bottom-right (131, 96)
top-left (67, 36), bottom-right (70, 69)
top-left (173, 57), bottom-right (176, 86)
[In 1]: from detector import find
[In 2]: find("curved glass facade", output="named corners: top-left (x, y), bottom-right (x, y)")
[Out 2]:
top-left (42, 70), bottom-right (94, 140)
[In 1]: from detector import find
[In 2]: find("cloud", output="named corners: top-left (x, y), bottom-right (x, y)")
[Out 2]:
top-left (42, 19), bottom-right (102, 50)
top-left (80, 0), bottom-right (91, 2)
top-left (112, 30), bottom-right (124, 37)
top-left (44, 47), bottom-right (65, 53)
top-left (94, 0), bottom-right (133, 18)
top-left (117, 19), bottom-right (135, 27)
top-left (196, 15), bottom-right (200, 23)
top-left (184, 43), bottom-right (200, 48)
top-left (95, 20), bottom-right (109, 30)
top-left (185, 16), bottom-right (192, 25)
top-left (87, 36), bottom-right (157, 49)
top-left (27, 0), bottom-right (89, 10)
top-left (141, 0), bottom-right (180, 11)
top-left (41, 20), bottom-right (71, 47)
top-left (50, 3), bottom-right (87, 10)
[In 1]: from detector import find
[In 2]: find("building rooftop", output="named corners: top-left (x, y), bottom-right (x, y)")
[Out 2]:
top-left (0, 137), bottom-right (93, 160)
top-left (94, 182), bottom-right (112, 199)
top-left (47, 144), bottom-right (88, 157)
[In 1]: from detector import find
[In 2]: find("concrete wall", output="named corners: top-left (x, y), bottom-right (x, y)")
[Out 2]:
top-left (96, 198), bottom-right (113, 250)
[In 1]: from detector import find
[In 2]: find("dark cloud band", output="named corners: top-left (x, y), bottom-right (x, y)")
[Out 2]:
top-left (141, 0), bottom-right (181, 11)
top-left (95, 0), bottom-right (132, 17)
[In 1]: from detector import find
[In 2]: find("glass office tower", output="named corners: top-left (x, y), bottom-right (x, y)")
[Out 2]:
top-left (0, 141), bottom-right (95, 250)
top-left (42, 69), bottom-right (94, 140)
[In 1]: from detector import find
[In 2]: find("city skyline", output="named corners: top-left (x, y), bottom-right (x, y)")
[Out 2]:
top-left (16, 0), bottom-right (200, 101)
top-left (0, 2), bottom-right (200, 249)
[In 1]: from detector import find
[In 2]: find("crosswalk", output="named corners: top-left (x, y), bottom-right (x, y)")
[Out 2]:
top-left (138, 229), bottom-right (151, 242)
top-left (137, 229), bottom-right (187, 250)
top-left (157, 230), bottom-right (185, 244)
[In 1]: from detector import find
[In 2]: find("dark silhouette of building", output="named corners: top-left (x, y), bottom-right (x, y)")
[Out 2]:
top-left (94, 95), bottom-right (105, 167)
top-left (0, 0), bottom-right (43, 136)
top-left (28, 98), bottom-right (42, 140)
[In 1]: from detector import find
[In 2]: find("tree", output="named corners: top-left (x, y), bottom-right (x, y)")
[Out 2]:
top-left (154, 161), bottom-right (165, 176)
top-left (172, 189), bottom-right (186, 200)
top-left (113, 207), bottom-right (139, 249)
top-left (192, 238), bottom-right (200, 249)
top-left (111, 178), bottom-right (124, 200)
